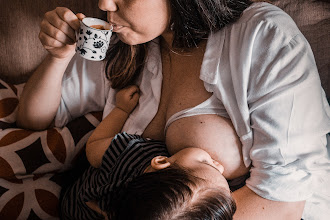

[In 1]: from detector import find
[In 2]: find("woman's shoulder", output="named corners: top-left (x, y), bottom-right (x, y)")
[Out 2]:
top-left (236, 2), bottom-right (300, 37)
top-left (206, 2), bottom-right (305, 56)
top-left (241, 2), bottom-right (288, 20)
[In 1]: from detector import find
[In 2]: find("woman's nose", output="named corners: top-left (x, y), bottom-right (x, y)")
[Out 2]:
top-left (98, 0), bottom-right (118, 12)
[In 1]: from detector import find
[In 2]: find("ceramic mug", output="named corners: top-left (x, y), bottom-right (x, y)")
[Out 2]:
top-left (76, 17), bottom-right (113, 61)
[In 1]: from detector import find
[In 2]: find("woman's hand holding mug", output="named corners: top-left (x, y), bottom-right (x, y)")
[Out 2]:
top-left (39, 7), bottom-right (85, 60)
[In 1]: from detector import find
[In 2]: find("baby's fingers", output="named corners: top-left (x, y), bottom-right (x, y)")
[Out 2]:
top-left (131, 91), bottom-right (140, 104)
top-left (117, 85), bottom-right (139, 99)
top-left (127, 85), bottom-right (140, 98)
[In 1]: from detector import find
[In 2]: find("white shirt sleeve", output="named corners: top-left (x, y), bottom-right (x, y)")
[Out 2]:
top-left (54, 54), bottom-right (111, 127)
top-left (242, 7), bottom-right (330, 202)
top-left (202, 3), bottom-right (330, 202)
top-left (246, 32), bottom-right (330, 201)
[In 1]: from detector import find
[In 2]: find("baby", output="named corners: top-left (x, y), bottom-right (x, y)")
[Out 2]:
top-left (60, 85), bottom-right (238, 220)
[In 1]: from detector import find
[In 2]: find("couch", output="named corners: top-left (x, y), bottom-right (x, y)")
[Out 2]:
top-left (0, 0), bottom-right (329, 219)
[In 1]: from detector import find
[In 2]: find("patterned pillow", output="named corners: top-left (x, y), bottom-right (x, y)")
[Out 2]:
top-left (0, 79), bottom-right (102, 219)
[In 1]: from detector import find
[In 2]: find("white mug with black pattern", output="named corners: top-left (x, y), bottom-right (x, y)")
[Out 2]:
top-left (76, 17), bottom-right (113, 61)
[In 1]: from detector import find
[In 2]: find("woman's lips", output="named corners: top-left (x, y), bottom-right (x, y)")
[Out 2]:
top-left (110, 22), bottom-right (124, 32)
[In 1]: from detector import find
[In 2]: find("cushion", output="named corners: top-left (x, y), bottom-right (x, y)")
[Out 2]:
top-left (0, 79), bottom-right (102, 219)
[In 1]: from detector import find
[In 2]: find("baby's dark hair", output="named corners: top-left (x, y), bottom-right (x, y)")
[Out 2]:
top-left (107, 166), bottom-right (236, 220)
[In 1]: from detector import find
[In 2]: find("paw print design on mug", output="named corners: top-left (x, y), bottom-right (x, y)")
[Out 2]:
top-left (76, 18), bottom-right (113, 61)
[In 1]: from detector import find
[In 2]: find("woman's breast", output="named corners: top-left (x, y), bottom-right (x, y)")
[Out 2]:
top-left (142, 81), bottom-right (249, 179)
top-left (166, 114), bottom-right (249, 179)
top-left (142, 50), bottom-right (249, 179)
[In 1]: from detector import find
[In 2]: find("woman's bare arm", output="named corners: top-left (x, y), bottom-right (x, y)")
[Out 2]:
top-left (232, 186), bottom-right (305, 220)
top-left (17, 55), bottom-right (72, 130)
top-left (16, 8), bottom-right (84, 130)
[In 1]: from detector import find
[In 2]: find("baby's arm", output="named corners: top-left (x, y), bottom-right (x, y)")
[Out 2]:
top-left (86, 85), bottom-right (140, 168)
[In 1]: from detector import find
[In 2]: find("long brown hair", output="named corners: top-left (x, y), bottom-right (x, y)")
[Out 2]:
top-left (104, 41), bottom-right (147, 89)
top-left (105, 0), bottom-right (252, 89)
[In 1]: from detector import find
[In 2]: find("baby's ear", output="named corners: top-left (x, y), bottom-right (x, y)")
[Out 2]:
top-left (151, 156), bottom-right (171, 170)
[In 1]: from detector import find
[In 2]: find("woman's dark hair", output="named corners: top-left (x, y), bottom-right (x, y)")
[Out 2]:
top-left (105, 0), bottom-right (252, 89)
top-left (107, 166), bottom-right (236, 220)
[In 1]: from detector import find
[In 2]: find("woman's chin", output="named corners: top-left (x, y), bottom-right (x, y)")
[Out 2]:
top-left (117, 32), bottom-right (155, 46)
top-left (117, 35), bottom-right (137, 46)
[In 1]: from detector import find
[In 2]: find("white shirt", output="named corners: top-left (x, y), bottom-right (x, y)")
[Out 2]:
top-left (56, 3), bottom-right (330, 219)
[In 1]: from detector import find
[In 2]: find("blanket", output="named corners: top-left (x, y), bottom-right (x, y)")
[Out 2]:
top-left (0, 79), bottom-right (102, 220)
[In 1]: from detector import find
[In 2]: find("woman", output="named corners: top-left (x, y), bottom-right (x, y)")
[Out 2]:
top-left (17, 0), bottom-right (330, 219)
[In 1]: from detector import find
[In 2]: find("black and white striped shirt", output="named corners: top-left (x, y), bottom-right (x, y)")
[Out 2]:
top-left (61, 132), bottom-right (169, 220)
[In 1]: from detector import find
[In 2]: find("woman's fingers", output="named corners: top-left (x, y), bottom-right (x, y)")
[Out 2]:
top-left (40, 7), bottom-right (81, 46)
top-left (38, 7), bottom-right (81, 59)
top-left (44, 9), bottom-right (77, 42)
top-left (55, 7), bottom-right (81, 31)
top-left (39, 31), bottom-right (66, 49)
top-left (76, 13), bottom-right (86, 21)
top-left (40, 19), bottom-right (74, 46)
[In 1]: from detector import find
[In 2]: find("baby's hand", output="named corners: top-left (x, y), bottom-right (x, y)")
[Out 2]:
top-left (115, 85), bottom-right (140, 114)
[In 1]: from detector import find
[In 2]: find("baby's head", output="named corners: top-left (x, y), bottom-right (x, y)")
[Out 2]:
top-left (108, 148), bottom-right (236, 220)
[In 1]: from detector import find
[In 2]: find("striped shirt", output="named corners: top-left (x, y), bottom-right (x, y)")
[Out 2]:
top-left (60, 132), bottom-right (169, 220)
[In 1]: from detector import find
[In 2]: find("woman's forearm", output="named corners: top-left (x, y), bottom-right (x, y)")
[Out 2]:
top-left (16, 54), bottom-right (72, 130)
top-left (232, 186), bottom-right (305, 220)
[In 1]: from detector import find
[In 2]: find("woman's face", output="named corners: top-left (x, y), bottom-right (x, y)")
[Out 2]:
top-left (98, 0), bottom-right (171, 45)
